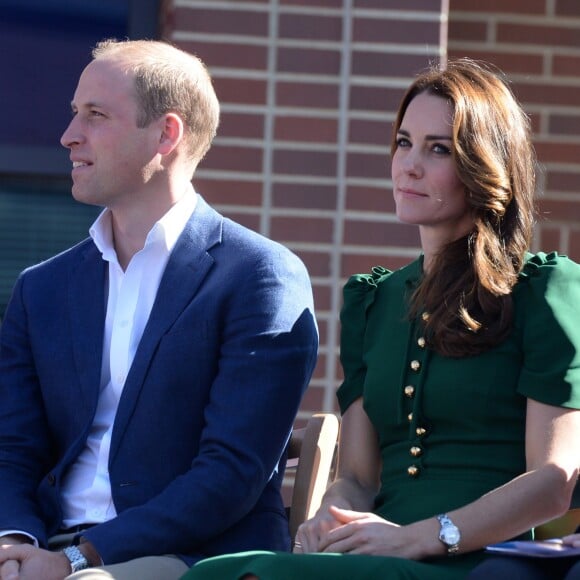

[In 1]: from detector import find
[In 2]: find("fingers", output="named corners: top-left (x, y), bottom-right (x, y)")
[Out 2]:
top-left (0, 559), bottom-right (20, 580)
top-left (561, 533), bottom-right (580, 547)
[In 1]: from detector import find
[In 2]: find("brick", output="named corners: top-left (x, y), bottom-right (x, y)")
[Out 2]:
top-left (350, 85), bottom-right (406, 114)
top-left (202, 144), bottom-right (263, 173)
top-left (537, 225), bottom-right (563, 253)
top-left (344, 220), bottom-right (420, 246)
top-left (534, 141), bottom-right (580, 164)
top-left (274, 116), bottom-right (338, 143)
top-left (568, 230), bottom-right (580, 262)
top-left (311, 354), bottom-right (328, 379)
top-left (316, 319), bottom-right (327, 344)
top-left (279, 13), bottom-right (342, 42)
top-left (546, 170), bottom-right (580, 194)
top-left (445, 0), bottom-right (545, 14)
top-left (223, 212), bottom-right (261, 232)
top-left (276, 81), bottom-right (339, 109)
top-left (448, 19), bottom-right (488, 43)
top-left (194, 178), bottom-right (263, 206)
top-left (271, 215), bottom-right (334, 242)
top-left (178, 41), bottom-right (268, 71)
top-left (341, 253), bottom-right (413, 278)
top-left (273, 149), bottom-right (337, 177)
top-left (553, 55), bottom-right (580, 76)
top-left (213, 78), bottom-right (267, 106)
top-left (351, 51), bottom-right (434, 78)
top-left (354, 0), bottom-right (444, 10)
top-left (219, 112), bottom-right (265, 139)
top-left (549, 114), bottom-right (580, 137)
top-left (555, 0), bottom-right (580, 17)
top-left (272, 182), bottom-right (338, 210)
top-left (173, 7), bottom-right (269, 36)
top-left (298, 384), bottom-right (327, 415)
top-left (497, 23), bottom-right (580, 49)
top-left (346, 184), bottom-right (396, 213)
top-left (447, 49), bottom-right (544, 76)
top-left (313, 284), bottom-right (332, 310)
top-left (538, 199), bottom-right (580, 221)
top-left (353, 18), bottom-right (440, 45)
top-left (349, 118), bottom-right (393, 147)
top-left (347, 151), bottom-right (390, 180)
top-left (298, 250), bottom-right (332, 277)
top-left (281, 0), bottom-right (343, 6)
top-left (514, 82), bottom-right (580, 108)
top-left (277, 47), bottom-right (341, 75)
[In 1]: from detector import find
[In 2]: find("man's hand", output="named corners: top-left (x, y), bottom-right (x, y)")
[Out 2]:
top-left (0, 544), bottom-right (71, 580)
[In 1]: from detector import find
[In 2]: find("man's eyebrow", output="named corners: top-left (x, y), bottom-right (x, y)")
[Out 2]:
top-left (397, 128), bottom-right (452, 141)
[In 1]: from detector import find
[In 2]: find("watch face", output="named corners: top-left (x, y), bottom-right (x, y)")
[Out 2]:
top-left (442, 527), bottom-right (461, 545)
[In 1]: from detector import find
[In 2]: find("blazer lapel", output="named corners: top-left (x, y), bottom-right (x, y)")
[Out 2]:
top-left (109, 197), bottom-right (223, 460)
top-left (69, 241), bottom-right (107, 412)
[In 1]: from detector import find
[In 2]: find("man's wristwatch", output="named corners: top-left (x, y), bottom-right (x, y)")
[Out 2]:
top-left (62, 545), bottom-right (90, 572)
top-left (436, 513), bottom-right (461, 555)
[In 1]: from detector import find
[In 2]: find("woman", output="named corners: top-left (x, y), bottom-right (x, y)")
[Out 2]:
top-left (183, 59), bottom-right (580, 579)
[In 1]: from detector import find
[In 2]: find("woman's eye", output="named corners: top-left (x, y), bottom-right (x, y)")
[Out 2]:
top-left (396, 136), bottom-right (411, 148)
top-left (432, 143), bottom-right (451, 155)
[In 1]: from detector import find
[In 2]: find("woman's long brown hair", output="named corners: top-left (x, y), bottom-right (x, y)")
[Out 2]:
top-left (391, 59), bottom-right (536, 357)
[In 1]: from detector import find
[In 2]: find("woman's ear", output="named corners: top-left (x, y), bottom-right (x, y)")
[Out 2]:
top-left (157, 112), bottom-right (184, 155)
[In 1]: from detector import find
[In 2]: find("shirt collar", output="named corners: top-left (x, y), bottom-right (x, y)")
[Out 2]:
top-left (89, 185), bottom-right (198, 261)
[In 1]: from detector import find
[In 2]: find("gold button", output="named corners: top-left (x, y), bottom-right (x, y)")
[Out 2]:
top-left (416, 427), bottom-right (427, 436)
top-left (407, 412), bottom-right (413, 422)
top-left (404, 385), bottom-right (415, 398)
top-left (410, 446), bottom-right (422, 457)
top-left (410, 360), bottom-right (420, 371)
top-left (422, 312), bottom-right (430, 321)
top-left (417, 337), bottom-right (426, 348)
top-left (407, 465), bottom-right (420, 477)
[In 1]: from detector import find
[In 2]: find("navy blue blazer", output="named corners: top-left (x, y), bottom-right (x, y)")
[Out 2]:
top-left (0, 196), bottom-right (318, 566)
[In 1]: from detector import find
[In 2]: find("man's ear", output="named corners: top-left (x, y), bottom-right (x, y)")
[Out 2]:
top-left (157, 113), bottom-right (184, 155)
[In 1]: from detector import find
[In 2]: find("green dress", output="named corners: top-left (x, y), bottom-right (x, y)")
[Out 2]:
top-left (183, 252), bottom-right (580, 580)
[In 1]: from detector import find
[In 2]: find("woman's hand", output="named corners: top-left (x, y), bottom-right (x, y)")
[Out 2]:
top-left (561, 533), bottom-right (580, 547)
top-left (293, 505), bottom-right (343, 553)
top-left (317, 506), bottom-right (410, 557)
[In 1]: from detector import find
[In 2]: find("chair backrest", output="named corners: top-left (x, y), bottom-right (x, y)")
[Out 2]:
top-left (286, 412), bottom-right (340, 541)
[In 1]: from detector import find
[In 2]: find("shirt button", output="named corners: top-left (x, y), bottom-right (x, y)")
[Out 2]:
top-left (404, 385), bottom-right (415, 398)
top-left (410, 446), bottom-right (422, 457)
top-left (416, 427), bottom-right (427, 436)
top-left (407, 412), bottom-right (413, 422)
top-left (422, 312), bottom-right (430, 322)
top-left (407, 465), bottom-right (420, 477)
top-left (417, 337), bottom-right (426, 348)
top-left (410, 360), bottom-right (420, 371)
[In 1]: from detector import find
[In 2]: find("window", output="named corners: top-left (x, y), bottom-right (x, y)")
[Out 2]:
top-left (0, 0), bottom-right (159, 315)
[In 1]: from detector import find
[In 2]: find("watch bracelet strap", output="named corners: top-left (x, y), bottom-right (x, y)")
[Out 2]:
top-left (62, 545), bottom-right (90, 572)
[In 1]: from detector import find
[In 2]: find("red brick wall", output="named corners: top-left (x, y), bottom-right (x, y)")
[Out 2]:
top-left (163, 0), bottom-right (447, 418)
top-left (448, 0), bottom-right (580, 261)
top-left (161, 0), bottom-right (580, 422)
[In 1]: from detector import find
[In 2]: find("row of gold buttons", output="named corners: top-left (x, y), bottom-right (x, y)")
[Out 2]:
top-left (406, 316), bottom-right (428, 478)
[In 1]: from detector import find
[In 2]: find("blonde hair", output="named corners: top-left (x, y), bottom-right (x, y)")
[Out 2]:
top-left (93, 39), bottom-right (220, 166)
top-left (392, 59), bottom-right (536, 357)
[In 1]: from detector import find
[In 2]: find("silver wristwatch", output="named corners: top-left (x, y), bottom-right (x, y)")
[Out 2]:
top-left (62, 545), bottom-right (89, 572)
top-left (436, 513), bottom-right (461, 555)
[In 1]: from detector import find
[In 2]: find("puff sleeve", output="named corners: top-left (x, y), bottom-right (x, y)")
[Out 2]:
top-left (336, 267), bottom-right (390, 414)
top-left (516, 252), bottom-right (580, 408)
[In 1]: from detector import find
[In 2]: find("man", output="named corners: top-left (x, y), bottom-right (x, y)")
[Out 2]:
top-left (0, 39), bottom-right (318, 580)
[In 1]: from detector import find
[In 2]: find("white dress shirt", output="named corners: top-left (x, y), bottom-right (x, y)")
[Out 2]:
top-left (60, 188), bottom-right (197, 528)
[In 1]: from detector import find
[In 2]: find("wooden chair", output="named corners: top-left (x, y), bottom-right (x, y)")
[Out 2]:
top-left (534, 481), bottom-right (580, 539)
top-left (285, 413), bottom-right (340, 542)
